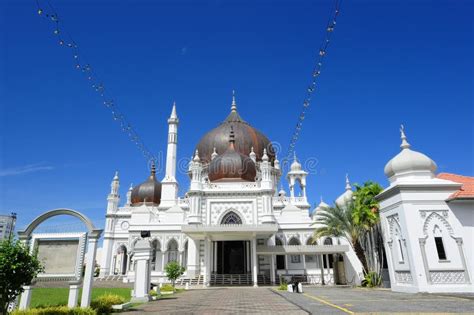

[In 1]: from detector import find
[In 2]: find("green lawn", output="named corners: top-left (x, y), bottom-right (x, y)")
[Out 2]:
top-left (30, 287), bottom-right (132, 308)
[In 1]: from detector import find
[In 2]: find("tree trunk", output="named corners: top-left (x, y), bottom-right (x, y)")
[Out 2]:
top-left (353, 239), bottom-right (369, 275)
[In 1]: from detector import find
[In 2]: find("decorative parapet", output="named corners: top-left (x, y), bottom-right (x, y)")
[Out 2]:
top-left (273, 196), bottom-right (310, 206)
top-left (181, 223), bottom-right (278, 234)
top-left (256, 244), bottom-right (349, 254)
top-left (203, 181), bottom-right (261, 190)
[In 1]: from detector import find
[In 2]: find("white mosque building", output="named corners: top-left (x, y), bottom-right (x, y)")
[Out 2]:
top-left (98, 95), bottom-right (473, 293)
top-left (99, 96), bottom-right (364, 287)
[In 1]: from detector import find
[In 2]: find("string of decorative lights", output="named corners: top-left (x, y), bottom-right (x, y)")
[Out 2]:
top-left (34, 0), bottom-right (157, 165)
top-left (285, 0), bottom-right (341, 163)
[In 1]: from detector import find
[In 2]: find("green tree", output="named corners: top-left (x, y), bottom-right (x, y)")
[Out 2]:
top-left (353, 181), bottom-right (383, 229)
top-left (0, 239), bottom-right (43, 314)
top-left (313, 203), bottom-right (369, 274)
top-left (164, 261), bottom-right (185, 292)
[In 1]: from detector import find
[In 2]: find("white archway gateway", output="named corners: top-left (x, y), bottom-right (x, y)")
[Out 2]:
top-left (17, 208), bottom-right (103, 309)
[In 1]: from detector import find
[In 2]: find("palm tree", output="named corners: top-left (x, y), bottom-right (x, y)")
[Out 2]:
top-left (313, 203), bottom-right (369, 274)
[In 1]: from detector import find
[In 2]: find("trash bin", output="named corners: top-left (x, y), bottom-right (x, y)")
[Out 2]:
top-left (287, 284), bottom-right (293, 293)
top-left (297, 283), bottom-right (303, 293)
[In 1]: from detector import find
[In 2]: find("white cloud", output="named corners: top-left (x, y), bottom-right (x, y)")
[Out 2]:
top-left (0, 163), bottom-right (54, 177)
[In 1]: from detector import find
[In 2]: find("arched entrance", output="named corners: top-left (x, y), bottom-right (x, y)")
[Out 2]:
top-left (215, 211), bottom-right (248, 275)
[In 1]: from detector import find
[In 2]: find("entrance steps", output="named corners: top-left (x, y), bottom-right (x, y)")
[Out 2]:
top-left (210, 274), bottom-right (252, 286)
top-left (177, 275), bottom-right (203, 286)
top-left (95, 275), bottom-right (125, 282)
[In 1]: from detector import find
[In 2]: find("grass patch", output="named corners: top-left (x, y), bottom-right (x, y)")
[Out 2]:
top-left (30, 288), bottom-right (131, 308)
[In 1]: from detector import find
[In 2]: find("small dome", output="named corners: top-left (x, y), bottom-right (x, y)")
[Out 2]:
top-left (384, 126), bottom-right (437, 180)
top-left (208, 127), bottom-right (257, 182)
top-left (335, 175), bottom-right (353, 208)
top-left (313, 198), bottom-right (330, 216)
top-left (290, 153), bottom-right (302, 172)
top-left (131, 164), bottom-right (162, 206)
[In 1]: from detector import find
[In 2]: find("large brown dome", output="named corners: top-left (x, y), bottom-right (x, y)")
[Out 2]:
top-left (208, 127), bottom-right (257, 182)
top-left (195, 96), bottom-right (275, 164)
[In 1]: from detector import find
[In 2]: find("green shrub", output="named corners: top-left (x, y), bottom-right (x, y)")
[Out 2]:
top-left (90, 294), bottom-right (125, 315)
top-left (160, 284), bottom-right (174, 292)
top-left (11, 306), bottom-right (95, 315)
top-left (362, 271), bottom-right (382, 288)
top-left (277, 283), bottom-right (288, 291)
top-left (149, 290), bottom-right (158, 297)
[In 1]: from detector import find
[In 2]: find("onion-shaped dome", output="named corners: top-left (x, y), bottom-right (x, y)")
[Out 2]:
top-left (335, 175), bottom-right (353, 208)
top-left (195, 93), bottom-right (275, 164)
top-left (384, 126), bottom-right (437, 180)
top-left (208, 127), bottom-right (257, 182)
top-left (131, 164), bottom-right (162, 206)
top-left (290, 153), bottom-right (302, 172)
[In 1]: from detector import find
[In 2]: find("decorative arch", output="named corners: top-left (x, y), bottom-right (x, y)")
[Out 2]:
top-left (220, 210), bottom-right (243, 224)
top-left (306, 236), bottom-right (317, 245)
top-left (275, 235), bottom-right (285, 246)
top-left (150, 238), bottom-right (162, 251)
top-left (114, 243), bottom-right (129, 254)
top-left (18, 208), bottom-right (100, 240)
top-left (323, 237), bottom-right (333, 245)
top-left (288, 237), bottom-right (301, 246)
top-left (423, 212), bottom-right (454, 236)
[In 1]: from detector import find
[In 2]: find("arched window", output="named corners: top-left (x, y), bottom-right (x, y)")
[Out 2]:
top-left (167, 239), bottom-right (179, 264)
top-left (221, 211), bottom-right (242, 224)
top-left (151, 239), bottom-right (161, 271)
top-left (324, 237), bottom-right (333, 245)
top-left (289, 237), bottom-right (301, 264)
top-left (306, 237), bottom-right (317, 245)
top-left (275, 236), bottom-right (285, 269)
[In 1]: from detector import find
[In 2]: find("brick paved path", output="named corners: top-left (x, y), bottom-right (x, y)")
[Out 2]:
top-left (127, 287), bottom-right (307, 314)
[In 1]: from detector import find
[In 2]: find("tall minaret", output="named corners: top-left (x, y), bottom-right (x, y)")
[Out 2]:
top-left (106, 171), bottom-right (120, 213)
top-left (161, 102), bottom-right (179, 206)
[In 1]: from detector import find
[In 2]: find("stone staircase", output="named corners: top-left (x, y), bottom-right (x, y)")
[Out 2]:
top-left (210, 274), bottom-right (252, 286)
top-left (177, 275), bottom-right (203, 286)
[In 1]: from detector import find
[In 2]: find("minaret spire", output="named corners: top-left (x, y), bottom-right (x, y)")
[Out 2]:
top-left (400, 124), bottom-right (411, 150)
top-left (231, 90), bottom-right (237, 112)
top-left (345, 173), bottom-right (351, 190)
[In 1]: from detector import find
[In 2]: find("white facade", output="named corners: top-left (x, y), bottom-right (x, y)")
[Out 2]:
top-left (377, 126), bottom-right (473, 293)
top-left (99, 99), bottom-right (364, 286)
top-left (0, 213), bottom-right (16, 240)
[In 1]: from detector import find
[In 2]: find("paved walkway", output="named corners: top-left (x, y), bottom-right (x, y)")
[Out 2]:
top-left (277, 286), bottom-right (474, 314)
top-left (127, 287), bottom-right (307, 314)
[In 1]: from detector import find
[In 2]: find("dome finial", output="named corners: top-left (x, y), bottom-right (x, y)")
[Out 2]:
top-left (229, 125), bottom-right (235, 145)
top-left (400, 124), bottom-right (411, 150)
top-left (193, 149), bottom-right (200, 162)
top-left (249, 146), bottom-right (256, 162)
top-left (231, 90), bottom-right (237, 112)
top-left (345, 173), bottom-right (351, 190)
top-left (150, 161), bottom-right (156, 177)
top-left (262, 148), bottom-right (269, 161)
top-left (211, 147), bottom-right (218, 160)
top-left (114, 171), bottom-right (119, 180)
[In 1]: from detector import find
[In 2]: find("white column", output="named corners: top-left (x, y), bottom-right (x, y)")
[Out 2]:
top-left (19, 285), bottom-right (33, 310)
top-left (67, 281), bottom-right (81, 308)
top-left (203, 237), bottom-right (211, 287)
top-left (131, 239), bottom-right (152, 303)
top-left (325, 254), bottom-right (331, 283)
top-left (213, 242), bottom-right (217, 273)
top-left (99, 238), bottom-right (113, 277)
top-left (252, 238), bottom-right (258, 287)
top-left (187, 239), bottom-right (199, 278)
top-left (81, 233), bottom-right (100, 308)
top-left (320, 254), bottom-right (325, 285)
top-left (303, 255), bottom-right (307, 274)
top-left (246, 241), bottom-right (250, 273)
top-left (270, 255), bottom-right (276, 285)
top-left (162, 251), bottom-right (167, 273)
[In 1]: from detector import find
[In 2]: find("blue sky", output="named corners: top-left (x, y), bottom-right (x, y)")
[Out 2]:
top-left (1, 0), bottom-right (473, 230)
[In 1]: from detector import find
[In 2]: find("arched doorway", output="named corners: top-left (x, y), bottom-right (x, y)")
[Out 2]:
top-left (115, 245), bottom-right (128, 275)
top-left (275, 236), bottom-right (286, 270)
top-left (151, 239), bottom-right (162, 272)
top-left (216, 211), bottom-right (247, 275)
top-left (167, 239), bottom-right (179, 264)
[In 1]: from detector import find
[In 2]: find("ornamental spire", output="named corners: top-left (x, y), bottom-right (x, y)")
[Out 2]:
top-left (345, 173), bottom-right (351, 190)
top-left (231, 90), bottom-right (237, 112)
top-left (400, 124), bottom-right (411, 150)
